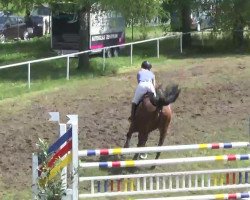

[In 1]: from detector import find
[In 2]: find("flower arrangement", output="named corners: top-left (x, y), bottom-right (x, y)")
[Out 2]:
top-left (35, 138), bottom-right (67, 200)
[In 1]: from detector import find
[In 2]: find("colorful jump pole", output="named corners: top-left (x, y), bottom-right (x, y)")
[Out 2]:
top-left (79, 142), bottom-right (250, 157)
top-left (135, 192), bottom-right (250, 200)
top-left (79, 154), bottom-right (250, 169)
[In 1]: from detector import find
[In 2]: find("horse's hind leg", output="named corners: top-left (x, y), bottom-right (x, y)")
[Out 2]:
top-left (133, 132), bottom-right (149, 160)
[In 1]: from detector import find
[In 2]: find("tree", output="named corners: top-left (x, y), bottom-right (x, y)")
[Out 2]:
top-left (215, 0), bottom-right (250, 48)
top-left (197, 0), bottom-right (250, 48)
top-left (162, 0), bottom-right (198, 48)
top-left (104, 0), bottom-right (162, 40)
top-left (180, 1), bottom-right (192, 48)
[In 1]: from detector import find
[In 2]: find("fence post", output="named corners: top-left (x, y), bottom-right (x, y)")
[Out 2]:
top-left (180, 34), bottom-right (183, 54)
top-left (157, 39), bottom-right (160, 58)
top-left (130, 44), bottom-right (133, 65)
top-left (201, 31), bottom-right (204, 47)
top-left (43, 18), bottom-right (46, 35)
top-left (66, 56), bottom-right (70, 80)
top-left (17, 20), bottom-right (20, 40)
top-left (32, 153), bottom-right (38, 200)
top-left (49, 112), bottom-right (71, 199)
top-left (67, 115), bottom-right (79, 200)
top-left (103, 49), bottom-right (106, 71)
top-left (249, 117), bottom-right (250, 143)
top-left (28, 63), bottom-right (31, 89)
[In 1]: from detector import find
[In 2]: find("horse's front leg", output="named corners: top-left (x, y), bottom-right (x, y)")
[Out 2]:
top-left (148, 128), bottom-right (168, 170)
top-left (124, 125), bottom-right (135, 148)
top-left (155, 127), bottom-right (168, 160)
top-left (133, 132), bottom-right (149, 160)
top-left (124, 132), bottom-right (132, 148)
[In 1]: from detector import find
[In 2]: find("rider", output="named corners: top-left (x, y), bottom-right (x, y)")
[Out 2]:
top-left (129, 61), bottom-right (156, 122)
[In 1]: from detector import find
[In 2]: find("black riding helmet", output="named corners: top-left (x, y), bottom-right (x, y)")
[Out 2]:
top-left (141, 61), bottom-right (152, 70)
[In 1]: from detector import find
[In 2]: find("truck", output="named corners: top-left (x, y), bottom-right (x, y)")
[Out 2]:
top-left (51, 5), bottom-right (125, 57)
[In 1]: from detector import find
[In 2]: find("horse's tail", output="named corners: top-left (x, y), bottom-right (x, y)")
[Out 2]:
top-left (149, 84), bottom-right (181, 107)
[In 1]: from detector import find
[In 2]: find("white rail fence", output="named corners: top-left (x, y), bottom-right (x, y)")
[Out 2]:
top-left (0, 32), bottom-right (189, 89)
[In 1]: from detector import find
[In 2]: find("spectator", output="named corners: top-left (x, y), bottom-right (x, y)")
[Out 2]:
top-left (25, 11), bottom-right (33, 28)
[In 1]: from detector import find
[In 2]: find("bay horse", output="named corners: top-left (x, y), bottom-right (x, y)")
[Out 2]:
top-left (124, 84), bottom-right (181, 160)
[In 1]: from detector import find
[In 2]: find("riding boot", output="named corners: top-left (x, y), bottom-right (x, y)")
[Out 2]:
top-left (129, 103), bottom-right (137, 122)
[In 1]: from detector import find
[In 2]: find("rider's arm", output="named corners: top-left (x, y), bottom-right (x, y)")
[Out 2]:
top-left (137, 72), bottom-right (140, 84)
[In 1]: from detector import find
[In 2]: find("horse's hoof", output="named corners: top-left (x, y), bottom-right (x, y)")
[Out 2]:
top-left (139, 153), bottom-right (148, 159)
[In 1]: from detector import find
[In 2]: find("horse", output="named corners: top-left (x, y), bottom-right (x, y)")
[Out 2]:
top-left (124, 84), bottom-right (181, 161)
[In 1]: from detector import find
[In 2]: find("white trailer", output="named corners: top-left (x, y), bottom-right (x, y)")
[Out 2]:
top-left (51, 5), bottom-right (125, 57)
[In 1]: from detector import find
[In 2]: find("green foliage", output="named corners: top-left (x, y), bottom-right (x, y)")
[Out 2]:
top-left (35, 138), bottom-right (66, 200)
top-left (209, 0), bottom-right (250, 29)
top-left (37, 138), bottom-right (50, 164)
top-left (126, 25), bottom-right (165, 41)
top-left (104, 0), bottom-right (162, 25)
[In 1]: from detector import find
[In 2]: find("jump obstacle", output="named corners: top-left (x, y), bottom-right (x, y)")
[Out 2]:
top-left (32, 112), bottom-right (250, 200)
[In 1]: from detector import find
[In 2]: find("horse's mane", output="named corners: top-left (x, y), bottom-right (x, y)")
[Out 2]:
top-left (147, 84), bottom-right (181, 108)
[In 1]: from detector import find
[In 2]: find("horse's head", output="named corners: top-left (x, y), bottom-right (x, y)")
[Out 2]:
top-left (151, 83), bottom-right (181, 108)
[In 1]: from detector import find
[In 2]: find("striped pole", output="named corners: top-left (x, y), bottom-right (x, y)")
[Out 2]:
top-left (79, 154), bottom-right (250, 169)
top-left (135, 192), bottom-right (250, 200)
top-left (79, 142), bottom-right (250, 157)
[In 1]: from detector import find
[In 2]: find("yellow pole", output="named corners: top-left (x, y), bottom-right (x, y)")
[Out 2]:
top-left (213, 175), bottom-right (217, 186)
top-left (124, 179), bottom-right (128, 192)
top-left (130, 179), bottom-right (134, 191)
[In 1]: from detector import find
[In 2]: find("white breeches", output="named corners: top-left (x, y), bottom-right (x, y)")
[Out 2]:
top-left (132, 81), bottom-right (156, 104)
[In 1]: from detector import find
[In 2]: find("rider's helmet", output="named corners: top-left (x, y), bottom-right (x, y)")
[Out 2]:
top-left (141, 61), bottom-right (152, 70)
